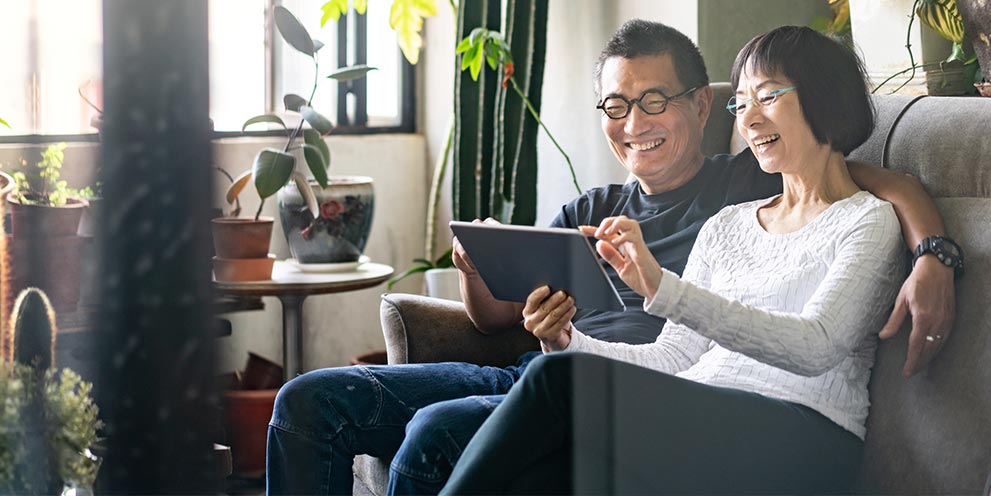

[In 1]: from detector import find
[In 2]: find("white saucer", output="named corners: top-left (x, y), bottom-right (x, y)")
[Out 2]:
top-left (287, 255), bottom-right (370, 273)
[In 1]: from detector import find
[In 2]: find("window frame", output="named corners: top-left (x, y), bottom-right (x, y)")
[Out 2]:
top-left (0, 0), bottom-right (415, 145)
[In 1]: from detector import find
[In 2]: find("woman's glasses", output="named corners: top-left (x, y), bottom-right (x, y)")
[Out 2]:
top-left (725, 86), bottom-right (796, 116)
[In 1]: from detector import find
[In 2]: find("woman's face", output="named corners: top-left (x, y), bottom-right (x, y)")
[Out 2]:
top-left (734, 68), bottom-right (826, 175)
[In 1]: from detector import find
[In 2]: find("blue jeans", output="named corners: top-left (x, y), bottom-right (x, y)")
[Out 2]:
top-left (442, 353), bottom-right (863, 495)
top-left (266, 352), bottom-right (538, 495)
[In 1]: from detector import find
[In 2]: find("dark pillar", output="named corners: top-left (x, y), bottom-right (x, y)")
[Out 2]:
top-left (98, 1), bottom-right (217, 492)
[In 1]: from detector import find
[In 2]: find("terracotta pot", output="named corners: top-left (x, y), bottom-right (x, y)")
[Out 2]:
top-left (241, 352), bottom-right (284, 390)
top-left (224, 388), bottom-right (279, 477)
top-left (211, 217), bottom-right (273, 259)
top-left (6, 235), bottom-right (88, 311)
top-left (5, 194), bottom-right (88, 237)
top-left (212, 254), bottom-right (275, 282)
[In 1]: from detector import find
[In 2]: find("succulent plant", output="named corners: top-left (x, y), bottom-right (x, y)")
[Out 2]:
top-left (10, 287), bottom-right (57, 370)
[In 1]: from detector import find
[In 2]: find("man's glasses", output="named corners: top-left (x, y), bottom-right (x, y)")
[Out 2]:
top-left (596, 87), bottom-right (699, 120)
top-left (725, 86), bottom-right (796, 116)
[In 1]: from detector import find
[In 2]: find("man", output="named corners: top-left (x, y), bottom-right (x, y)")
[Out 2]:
top-left (267, 19), bottom-right (956, 495)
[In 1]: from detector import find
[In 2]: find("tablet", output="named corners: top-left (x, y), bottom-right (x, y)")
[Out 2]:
top-left (450, 221), bottom-right (626, 312)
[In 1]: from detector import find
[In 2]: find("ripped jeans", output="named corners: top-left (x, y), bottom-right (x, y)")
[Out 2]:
top-left (266, 352), bottom-right (538, 495)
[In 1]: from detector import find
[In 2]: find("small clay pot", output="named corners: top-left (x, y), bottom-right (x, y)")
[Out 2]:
top-left (241, 352), bottom-right (283, 390)
top-left (6, 194), bottom-right (89, 237)
top-left (212, 255), bottom-right (275, 282)
top-left (211, 217), bottom-right (273, 259)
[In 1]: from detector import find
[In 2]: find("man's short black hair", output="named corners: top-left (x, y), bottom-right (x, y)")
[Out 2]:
top-left (594, 19), bottom-right (709, 99)
top-left (730, 26), bottom-right (875, 156)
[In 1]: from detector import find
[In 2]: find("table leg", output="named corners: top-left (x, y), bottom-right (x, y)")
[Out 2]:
top-left (278, 294), bottom-right (307, 381)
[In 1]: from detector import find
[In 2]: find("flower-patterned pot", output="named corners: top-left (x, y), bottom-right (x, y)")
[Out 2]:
top-left (277, 176), bottom-right (374, 263)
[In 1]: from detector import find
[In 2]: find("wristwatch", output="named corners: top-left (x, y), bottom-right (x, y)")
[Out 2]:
top-left (913, 235), bottom-right (964, 279)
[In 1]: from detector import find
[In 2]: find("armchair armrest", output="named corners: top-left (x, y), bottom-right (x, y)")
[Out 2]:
top-left (380, 293), bottom-right (539, 367)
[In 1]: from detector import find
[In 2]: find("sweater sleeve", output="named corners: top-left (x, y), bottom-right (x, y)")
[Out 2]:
top-left (645, 202), bottom-right (904, 376)
top-left (564, 226), bottom-right (714, 374)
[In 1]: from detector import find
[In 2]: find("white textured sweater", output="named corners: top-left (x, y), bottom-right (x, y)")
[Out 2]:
top-left (567, 191), bottom-right (904, 438)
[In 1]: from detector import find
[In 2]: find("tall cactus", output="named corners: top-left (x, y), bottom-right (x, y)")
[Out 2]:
top-left (10, 287), bottom-right (57, 369)
top-left (454, 0), bottom-right (549, 225)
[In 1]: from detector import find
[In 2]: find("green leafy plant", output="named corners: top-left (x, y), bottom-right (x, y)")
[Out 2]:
top-left (455, 27), bottom-right (580, 197)
top-left (810, 0), bottom-right (851, 40)
top-left (0, 364), bottom-right (102, 494)
top-left (873, 0), bottom-right (981, 94)
top-left (8, 143), bottom-right (91, 207)
top-left (224, 6), bottom-right (375, 222)
top-left (0, 288), bottom-right (102, 494)
top-left (319, 0), bottom-right (439, 65)
top-left (387, 247), bottom-right (453, 289)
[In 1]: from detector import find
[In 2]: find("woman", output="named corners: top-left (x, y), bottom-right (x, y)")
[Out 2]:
top-left (440, 26), bottom-right (904, 494)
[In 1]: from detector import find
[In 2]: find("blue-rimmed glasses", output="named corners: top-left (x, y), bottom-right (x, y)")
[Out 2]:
top-left (596, 86), bottom-right (699, 120)
top-left (725, 86), bottom-right (796, 116)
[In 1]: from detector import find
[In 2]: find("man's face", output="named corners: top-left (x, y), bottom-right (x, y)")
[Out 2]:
top-left (597, 53), bottom-right (711, 195)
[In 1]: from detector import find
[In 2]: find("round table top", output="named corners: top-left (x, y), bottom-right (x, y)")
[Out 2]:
top-left (213, 260), bottom-right (394, 297)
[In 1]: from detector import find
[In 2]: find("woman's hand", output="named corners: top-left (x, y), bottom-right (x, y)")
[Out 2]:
top-left (523, 286), bottom-right (576, 352)
top-left (580, 216), bottom-right (663, 301)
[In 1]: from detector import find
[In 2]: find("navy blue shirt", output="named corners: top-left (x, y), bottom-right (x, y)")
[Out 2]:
top-left (550, 149), bottom-right (782, 344)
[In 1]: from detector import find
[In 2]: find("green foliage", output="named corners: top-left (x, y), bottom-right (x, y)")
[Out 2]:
top-left (809, 0), bottom-right (851, 38)
top-left (8, 142), bottom-right (91, 207)
top-left (387, 247), bottom-right (454, 289)
top-left (453, 17), bottom-right (580, 225)
top-left (0, 117), bottom-right (9, 129)
top-left (0, 363), bottom-right (102, 494)
top-left (230, 6), bottom-right (374, 221)
top-left (319, 0), bottom-right (437, 65)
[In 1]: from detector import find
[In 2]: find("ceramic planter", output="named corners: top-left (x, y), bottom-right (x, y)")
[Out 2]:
top-left (425, 267), bottom-right (462, 302)
top-left (277, 176), bottom-right (374, 263)
top-left (925, 61), bottom-right (969, 96)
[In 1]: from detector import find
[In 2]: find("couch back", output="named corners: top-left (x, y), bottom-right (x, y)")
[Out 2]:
top-left (707, 82), bottom-right (991, 494)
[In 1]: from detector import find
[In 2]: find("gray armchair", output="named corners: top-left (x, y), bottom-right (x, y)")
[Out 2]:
top-left (360, 85), bottom-right (991, 494)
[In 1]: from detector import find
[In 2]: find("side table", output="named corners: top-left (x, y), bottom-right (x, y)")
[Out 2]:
top-left (214, 260), bottom-right (393, 380)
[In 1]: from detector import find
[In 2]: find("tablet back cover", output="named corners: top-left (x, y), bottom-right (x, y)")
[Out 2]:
top-left (450, 222), bottom-right (626, 312)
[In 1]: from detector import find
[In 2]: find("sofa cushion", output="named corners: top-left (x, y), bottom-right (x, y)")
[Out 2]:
top-left (855, 198), bottom-right (991, 493)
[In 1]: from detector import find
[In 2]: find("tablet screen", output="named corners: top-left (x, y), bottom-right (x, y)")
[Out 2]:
top-left (450, 221), bottom-right (626, 312)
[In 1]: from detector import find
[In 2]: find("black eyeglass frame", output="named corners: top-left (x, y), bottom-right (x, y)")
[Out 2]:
top-left (596, 86), bottom-right (699, 120)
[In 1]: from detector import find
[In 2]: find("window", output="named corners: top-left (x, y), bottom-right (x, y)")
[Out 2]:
top-left (0, 0), bottom-right (413, 139)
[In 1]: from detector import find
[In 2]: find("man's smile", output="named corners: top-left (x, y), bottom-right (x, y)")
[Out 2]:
top-left (628, 138), bottom-right (666, 151)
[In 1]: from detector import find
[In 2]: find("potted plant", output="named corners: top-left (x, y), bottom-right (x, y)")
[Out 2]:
top-left (4, 143), bottom-right (90, 310)
top-left (0, 288), bottom-right (103, 495)
top-left (216, 5), bottom-right (375, 273)
top-left (871, 0), bottom-right (984, 95)
top-left (391, 0), bottom-right (581, 294)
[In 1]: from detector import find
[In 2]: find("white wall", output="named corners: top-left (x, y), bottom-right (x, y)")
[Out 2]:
top-left (0, 135), bottom-right (428, 372)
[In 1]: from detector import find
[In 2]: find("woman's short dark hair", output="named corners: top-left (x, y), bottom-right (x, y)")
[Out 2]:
top-left (730, 26), bottom-right (875, 155)
top-left (594, 19), bottom-right (709, 99)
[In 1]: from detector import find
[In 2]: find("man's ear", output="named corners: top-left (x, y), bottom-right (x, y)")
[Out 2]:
top-left (694, 85), bottom-right (713, 130)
